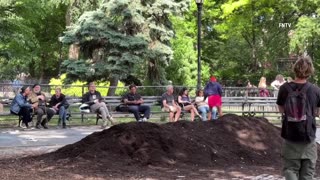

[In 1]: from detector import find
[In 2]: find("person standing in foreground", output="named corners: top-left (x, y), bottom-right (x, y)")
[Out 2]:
top-left (277, 56), bottom-right (320, 180)
top-left (204, 76), bottom-right (223, 118)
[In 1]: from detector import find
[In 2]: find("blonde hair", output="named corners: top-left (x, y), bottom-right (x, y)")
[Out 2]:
top-left (258, 76), bottom-right (267, 89)
top-left (293, 56), bottom-right (314, 79)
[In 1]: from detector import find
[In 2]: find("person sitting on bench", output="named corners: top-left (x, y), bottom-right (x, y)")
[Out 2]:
top-left (82, 82), bottom-right (114, 128)
top-left (10, 86), bottom-right (36, 128)
top-left (178, 87), bottom-right (202, 121)
top-left (29, 84), bottom-right (55, 129)
top-left (161, 85), bottom-right (181, 122)
top-left (50, 87), bottom-right (68, 129)
top-left (122, 84), bottom-right (150, 122)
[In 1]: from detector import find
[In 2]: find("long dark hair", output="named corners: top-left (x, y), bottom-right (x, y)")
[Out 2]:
top-left (20, 86), bottom-right (30, 94)
top-left (179, 87), bottom-right (188, 96)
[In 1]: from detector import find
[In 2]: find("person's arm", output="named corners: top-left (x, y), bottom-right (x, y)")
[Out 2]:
top-left (271, 80), bottom-right (279, 90)
top-left (278, 105), bottom-right (284, 113)
top-left (137, 94), bottom-right (143, 104)
top-left (49, 95), bottom-right (55, 107)
top-left (195, 97), bottom-right (202, 103)
top-left (217, 84), bottom-right (223, 96)
top-left (123, 94), bottom-right (137, 105)
top-left (177, 96), bottom-right (183, 104)
top-left (276, 84), bottom-right (286, 113)
top-left (56, 94), bottom-right (67, 108)
top-left (162, 94), bottom-right (170, 108)
top-left (15, 95), bottom-right (32, 108)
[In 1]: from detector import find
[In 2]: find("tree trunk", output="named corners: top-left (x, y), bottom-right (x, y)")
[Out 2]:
top-left (107, 77), bottom-right (119, 96)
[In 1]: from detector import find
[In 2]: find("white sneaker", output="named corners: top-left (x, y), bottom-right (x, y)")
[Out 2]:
top-left (107, 116), bottom-right (115, 125)
top-left (138, 119), bottom-right (143, 122)
top-left (142, 117), bottom-right (147, 122)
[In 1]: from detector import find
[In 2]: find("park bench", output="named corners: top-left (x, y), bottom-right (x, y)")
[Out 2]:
top-left (0, 95), bottom-right (282, 127)
top-left (222, 96), bottom-right (279, 118)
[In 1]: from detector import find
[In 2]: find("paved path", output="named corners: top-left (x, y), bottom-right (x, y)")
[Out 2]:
top-left (0, 126), bottom-right (103, 158)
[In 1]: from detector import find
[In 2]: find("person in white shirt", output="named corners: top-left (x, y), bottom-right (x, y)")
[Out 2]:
top-left (271, 74), bottom-right (286, 97)
top-left (195, 89), bottom-right (217, 121)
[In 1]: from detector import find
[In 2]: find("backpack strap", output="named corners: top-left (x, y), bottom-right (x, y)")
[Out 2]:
top-left (300, 82), bottom-right (311, 93)
top-left (284, 82), bottom-right (294, 93)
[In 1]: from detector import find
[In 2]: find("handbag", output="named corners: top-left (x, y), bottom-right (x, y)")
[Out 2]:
top-left (115, 104), bottom-right (129, 112)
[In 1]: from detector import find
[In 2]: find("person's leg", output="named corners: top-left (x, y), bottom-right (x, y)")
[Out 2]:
top-left (283, 158), bottom-right (300, 180)
top-left (217, 106), bottom-right (223, 117)
top-left (35, 107), bottom-right (45, 128)
top-left (198, 106), bottom-right (207, 121)
top-left (174, 106), bottom-right (181, 122)
top-left (299, 158), bottom-right (317, 180)
top-left (46, 108), bottom-right (55, 122)
top-left (100, 102), bottom-right (114, 124)
top-left (100, 102), bottom-right (112, 117)
top-left (211, 107), bottom-right (217, 120)
top-left (183, 105), bottom-right (195, 121)
top-left (128, 105), bottom-right (140, 121)
top-left (139, 105), bottom-right (151, 120)
top-left (58, 106), bottom-right (67, 128)
top-left (19, 107), bottom-right (32, 127)
top-left (169, 112), bottom-right (174, 122)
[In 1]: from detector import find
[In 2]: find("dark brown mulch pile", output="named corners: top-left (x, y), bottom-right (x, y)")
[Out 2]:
top-left (49, 114), bottom-right (283, 168)
top-left (1, 114), bottom-right (320, 179)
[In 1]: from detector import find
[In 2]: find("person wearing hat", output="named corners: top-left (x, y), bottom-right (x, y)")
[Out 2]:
top-left (28, 84), bottom-right (55, 129)
top-left (203, 76), bottom-right (223, 119)
top-left (10, 86), bottom-right (36, 128)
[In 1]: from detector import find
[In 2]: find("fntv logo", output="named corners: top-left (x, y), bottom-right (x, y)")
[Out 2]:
top-left (279, 23), bottom-right (291, 28)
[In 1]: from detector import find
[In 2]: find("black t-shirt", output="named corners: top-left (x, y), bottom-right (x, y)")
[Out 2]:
top-left (277, 82), bottom-right (320, 142)
top-left (277, 82), bottom-right (320, 112)
top-left (122, 93), bottom-right (142, 105)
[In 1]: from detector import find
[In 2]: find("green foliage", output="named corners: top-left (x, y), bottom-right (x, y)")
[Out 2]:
top-left (61, 0), bottom-right (190, 85)
top-left (49, 74), bottom-right (126, 96)
top-left (0, 0), bottom-right (67, 81)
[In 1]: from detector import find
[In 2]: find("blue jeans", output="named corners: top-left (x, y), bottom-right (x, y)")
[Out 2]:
top-left (57, 106), bottom-right (67, 125)
top-left (198, 106), bottom-right (217, 121)
top-left (128, 105), bottom-right (150, 121)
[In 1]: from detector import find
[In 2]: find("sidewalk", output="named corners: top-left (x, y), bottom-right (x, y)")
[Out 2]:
top-left (0, 126), bottom-right (103, 158)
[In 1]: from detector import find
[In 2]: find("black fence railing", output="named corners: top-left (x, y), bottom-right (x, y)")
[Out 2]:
top-left (0, 83), bottom-right (280, 99)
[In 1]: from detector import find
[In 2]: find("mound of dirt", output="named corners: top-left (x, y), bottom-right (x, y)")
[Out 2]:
top-left (48, 114), bottom-right (284, 168)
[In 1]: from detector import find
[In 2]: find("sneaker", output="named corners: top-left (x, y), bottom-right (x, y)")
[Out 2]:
top-left (142, 117), bottom-right (147, 122)
top-left (138, 119), bottom-right (143, 122)
top-left (41, 122), bottom-right (48, 129)
top-left (35, 123), bottom-right (41, 129)
top-left (101, 120), bottom-right (108, 129)
top-left (107, 116), bottom-right (115, 125)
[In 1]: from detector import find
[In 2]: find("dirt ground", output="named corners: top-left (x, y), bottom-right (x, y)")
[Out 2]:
top-left (0, 114), bottom-right (319, 180)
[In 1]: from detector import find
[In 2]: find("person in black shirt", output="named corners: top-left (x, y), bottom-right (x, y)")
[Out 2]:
top-left (50, 88), bottom-right (68, 128)
top-left (82, 82), bottom-right (114, 128)
top-left (277, 56), bottom-right (320, 179)
top-left (122, 84), bottom-right (150, 122)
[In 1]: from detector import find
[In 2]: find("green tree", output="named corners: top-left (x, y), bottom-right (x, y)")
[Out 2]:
top-left (61, 0), bottom-right (190, 87)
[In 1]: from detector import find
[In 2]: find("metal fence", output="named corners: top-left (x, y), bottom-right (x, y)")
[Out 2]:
top-left (0, 83), bottom-right (279, 99)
